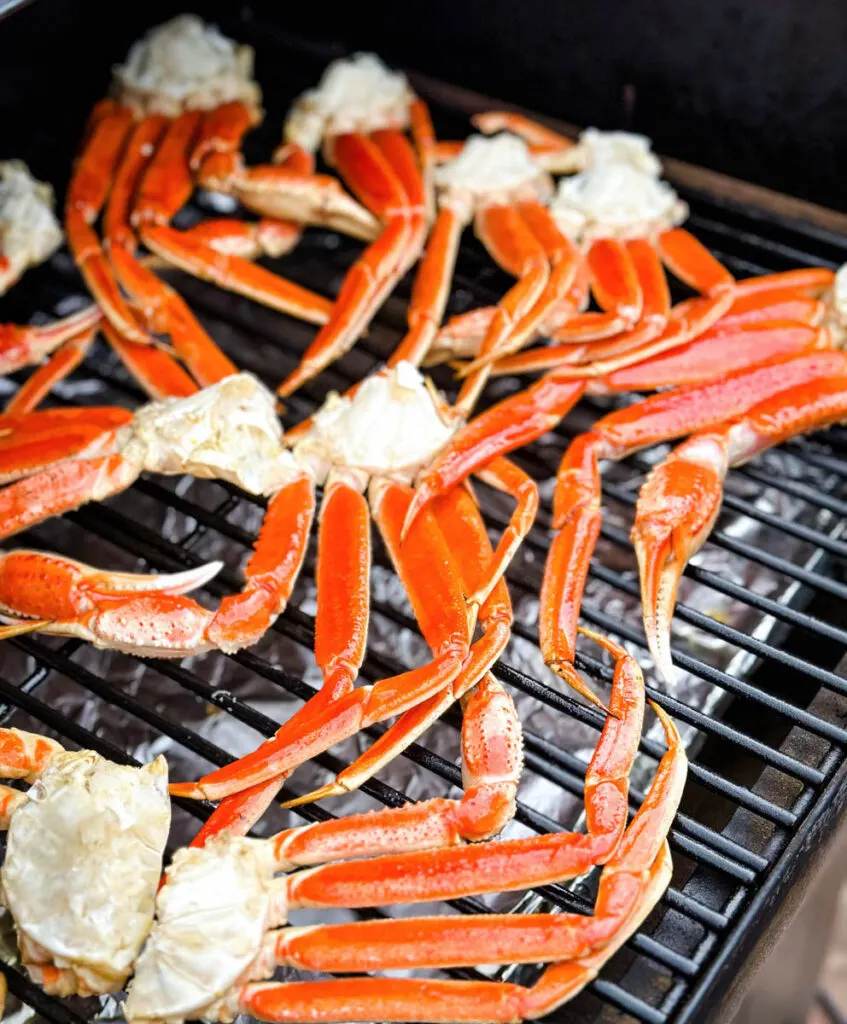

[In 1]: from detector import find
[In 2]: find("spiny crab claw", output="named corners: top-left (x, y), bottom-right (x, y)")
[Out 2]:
top-left (0, 551), bottom-right (224, 655)
top-left (631, 434), bottom-right (728, 684)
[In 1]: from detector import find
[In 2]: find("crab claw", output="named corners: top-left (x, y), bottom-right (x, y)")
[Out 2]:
top-left (0, 552), bottom-right (224, 656)
top-left (631, 435), bottom-right (728, 684)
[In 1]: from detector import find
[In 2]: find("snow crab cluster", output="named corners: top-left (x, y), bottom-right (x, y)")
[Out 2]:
top-left (0, 11), bottom-right (845, 1023)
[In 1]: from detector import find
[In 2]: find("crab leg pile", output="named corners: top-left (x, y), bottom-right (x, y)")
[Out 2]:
top-left (4, 24), bottom-right (847, 1020)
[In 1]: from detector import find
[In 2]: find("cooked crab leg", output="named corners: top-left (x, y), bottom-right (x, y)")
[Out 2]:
top-left (278, 623), bottom-right (641, 867)
top-left (0, 551), bottom-right (222, 642)
top-left (277, 672), bottom-right (521, 857)
top-left (66, 101), bottom-right (150, 345)
top-left (101, 320), bottom-right (198, 400)
top-left (635, 370), bottom-right (847, 683)
top-left (170, 705), bottom-right (681, 1024)
top-left (276, 634), bottom-right (640, 896)
top-left (277, 129), bottom-right (428, 397)
top-left (541, 349), bottom-right (847, 693)
top-left (4, 324), bottom-right (98, 415)
top-left (455, 201), bottom-right (581, 415)
top-left (0, 305), bottom-right (101, 377)
top-left (284, 481), bottom-right (515, 809)
top-left (104, 116), bottom-right (238, 389)
top-left (169, 480), bottom-right (480, 801)
top-left (194, 121), bottom-right (380, 242)
top-left (240, 848), bottom-right (674, 1023)
top-left (492, 309), bottom-right (824, 379)
top-left (388, 197), bottom-right (472, 366)
top-left (134, 116), bottom-right (333, 326)
top-left (271, 709), bottom-right (676, 974)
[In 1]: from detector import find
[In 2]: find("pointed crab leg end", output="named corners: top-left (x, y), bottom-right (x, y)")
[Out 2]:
top-left (547, 657), bottom-right (611, 713)
top-left (168, 781), bottom-right (209, 800)
top-left (400, 480), bottom-right (437, 544)
top-left (632, 526), bottom-right (680, 687)
top-left (281, 781), bottom-right (347, 809)
top-left (0, 619), bottom-right (52, 641)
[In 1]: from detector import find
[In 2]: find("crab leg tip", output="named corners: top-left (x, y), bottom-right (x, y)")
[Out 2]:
top-left (400, 485), bottom-right (433, 543)
top-left (168, 781), bottom-right (207, 800)
top-left (281, 781), bottom-right (347, 809)
top-left (0, 619), bottom-right (51, 641)
top-left (548, 658), bottom-right (610, 714)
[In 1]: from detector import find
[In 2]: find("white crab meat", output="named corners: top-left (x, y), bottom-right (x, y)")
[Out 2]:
top-left (571, 128), bottom-right (664, 176)
top-left (1, 750), bottom-right (170, 996)
top-left (112, 14), bottom-right (261, 117)
top-left (125, 835), bottom-right (282, 1024)
top-left (286, 52), bottom-right (414, 153)
top-left (0, 161), bottom-right (62, 292)
top-left (292, 361), bottom-right (456, 484)
top-left (434, 133), bottom-right (553, 206)
top-left (830, 264), bottom-right (847, 327)
top-left (550, 129), bottom-right (687, 241)
top-left (128, 373), bottom-right (302, 496)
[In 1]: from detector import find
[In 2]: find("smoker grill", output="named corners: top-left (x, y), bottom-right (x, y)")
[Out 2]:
top-left (0, 7), bottom-right (846, 1024)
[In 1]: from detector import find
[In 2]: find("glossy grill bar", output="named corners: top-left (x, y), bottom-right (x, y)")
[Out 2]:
top-left (0, 15), bottom-right (845, 1024)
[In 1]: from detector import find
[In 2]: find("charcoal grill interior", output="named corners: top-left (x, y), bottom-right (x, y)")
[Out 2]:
top-left (0, 7), bottom-right (847, 1024)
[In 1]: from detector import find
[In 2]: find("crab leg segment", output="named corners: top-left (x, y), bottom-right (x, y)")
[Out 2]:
top-left (100, 321), bottom-right (198, 400)
top-left (4, 324), bottom-right (98, 415)
top-left (0, 305), bottom-right (101, 376)
top-left (635, 369), bottom-right (847, 683)
top-left (248, 705), bottom-right (683, 982)
top-left (405, 375), bottom-right (586, 539)
top-left (170, 480), bottom-right (472, 801)
top-left (274, 672), bottom-right (521, 865)
top-left (131, 113), bottom-right (334, 327)
top-left (277, 129), bottom-right (428, 397)
top-left (539, 349), bottom-right (847, 694)
top-left (456, 202), bottom-right (580, 413)
top-left (284, 482), bottom-right (514, 809)
top-left (206, 475), bottom-right (316, 653)
top-left (0, 552), bottom-right (222, 642)
top-left (389, 197), bottom-right (472, 367)
top-left (65, 102), bottom-right (149, 345)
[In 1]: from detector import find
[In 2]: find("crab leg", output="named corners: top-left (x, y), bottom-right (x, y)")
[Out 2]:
top-left (0, 550), bottom-right (222, 641)
top-left (0, 405), bottom-right (132, 483)
top-left (276, 635), bottom-right (640, 907)
top-left (142, 225), bottom-right (333, 324)
top-left (0, 449), bottom-right (139, 541)
top-left (170, 480), bottom-right (472, 801)
top-left (243, 703), bottom-right (682, 984)
top-left (143, 218), bottom-right (302, 261)
top-left (206, 475), bottom-right (316, 652)
top-left (455, 204), bottom-right (550, 414)
top-left (65, 101), bottom-right (150, 345)
top-left (635, 370), bottom-right (847, 683)
top-left (405, 375), bottom-right (586, 538)
top-left (277, 625), bottom-right (643, 871)
top-left (284, 481), bottom-right (514, 809)
top-left (656, 227), bottom-right (735, 297)
top-left (539, 349), bottom-right (847, 695)
top-left (274, 672), bottom-right (521, 863)
top-left (0, 305), bottom-right (101, 377)
top-left (134, 115), bottom-right (333, 326)
top-left (190, 476), bottom-right (368, 843)
top-left (313, 476), bottom-right (371, 694)
top-left (388, 197), bottom-right (472, 367)
top-left (100, 321), bottom-right (198, 400)
top-left (457, 203), bottom-right (581, 409)
top-left (4, 324), bottom-right (98, 414)
top-left (551, 239), bottom-right (643, 342)
top-left (277, 130), bottom-right (428, 397)
top-left (491, 311), bottom-right (823, 379)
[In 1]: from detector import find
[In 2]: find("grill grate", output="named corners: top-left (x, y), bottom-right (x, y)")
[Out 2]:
top-left (0, 19), bottom-right (847, 1024)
